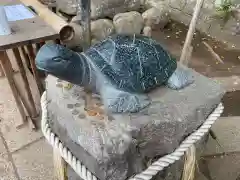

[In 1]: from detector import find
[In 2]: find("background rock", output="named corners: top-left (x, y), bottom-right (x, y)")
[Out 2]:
top-left (57, 0), bottom-right (142, 18)
top-left (91, 19), bottom-right (115, 42)
top-left (56, 0), bottom-right (77, 15)
top-left (64, 18), bottom-right (115, 49)
top-left (90, 0), bottom-right (142, 19)
top-left (113, 11), bottom-right (144, 34)
top-left (142, 7), bottom-right (169, 29)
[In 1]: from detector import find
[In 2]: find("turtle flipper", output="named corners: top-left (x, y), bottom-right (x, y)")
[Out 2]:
top-left (166, 64), bottom-right (194, 90)
top-left (100, 84), bottom-right (150, 113)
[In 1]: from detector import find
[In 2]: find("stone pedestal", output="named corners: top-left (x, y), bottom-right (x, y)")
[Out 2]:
top-left (45, 68), bottom-right (224, 180)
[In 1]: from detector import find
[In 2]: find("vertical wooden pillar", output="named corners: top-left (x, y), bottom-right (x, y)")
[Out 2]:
top-left (12, 47), bottom-right (38, 118)
top-left (0, 62), bottom-right (4, 77)
top-left (26, 44), bottom-right (44, 95)
top-left (53, 149), bottom-right (68, 180)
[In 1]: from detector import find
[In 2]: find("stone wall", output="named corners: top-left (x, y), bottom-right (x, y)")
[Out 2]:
top-left (166, 0), bottom-right (240, 48)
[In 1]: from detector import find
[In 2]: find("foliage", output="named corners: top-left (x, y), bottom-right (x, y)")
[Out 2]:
top-left (214, 0), bottom-right (234, 27)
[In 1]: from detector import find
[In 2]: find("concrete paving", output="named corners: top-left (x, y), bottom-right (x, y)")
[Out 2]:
top-left (0, 133), bottom-right (17, 180)
top-left (1, 73), bottom-right (240, 180)
top-left (12, 139), bottom-right (53, 180)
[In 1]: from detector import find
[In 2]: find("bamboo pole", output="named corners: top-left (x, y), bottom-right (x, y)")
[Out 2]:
top-left (180, 0), bottom-right (205, 65)
top-left (20, 0), bottom-right (74, 42)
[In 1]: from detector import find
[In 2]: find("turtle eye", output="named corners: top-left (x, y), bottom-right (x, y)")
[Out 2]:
top-left (53, 57), bottom-right (68, 63)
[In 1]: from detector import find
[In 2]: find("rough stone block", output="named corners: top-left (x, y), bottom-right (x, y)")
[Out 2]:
top-left (45, 67), bottom-right (225, 180)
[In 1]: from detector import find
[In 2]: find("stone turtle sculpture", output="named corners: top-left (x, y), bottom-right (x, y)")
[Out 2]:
top-left (36, 34), bottom-right (194, 113)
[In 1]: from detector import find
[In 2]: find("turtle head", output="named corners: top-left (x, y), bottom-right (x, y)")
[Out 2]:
top-left (35, 44), bottom-right (82, 84)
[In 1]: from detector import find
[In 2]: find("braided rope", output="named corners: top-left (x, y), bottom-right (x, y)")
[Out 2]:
top-left (41, 91), bottom-right (224, 180)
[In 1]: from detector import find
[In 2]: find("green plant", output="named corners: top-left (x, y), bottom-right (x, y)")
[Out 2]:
top-left (215, 0), bottom-right (234, 27)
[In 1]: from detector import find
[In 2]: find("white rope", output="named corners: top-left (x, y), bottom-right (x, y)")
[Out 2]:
top-left (41, 91), bottom-right (224, 180)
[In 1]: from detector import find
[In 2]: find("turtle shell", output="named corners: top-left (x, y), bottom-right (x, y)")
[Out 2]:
top-left (84, 34), bottom-right (177, 93)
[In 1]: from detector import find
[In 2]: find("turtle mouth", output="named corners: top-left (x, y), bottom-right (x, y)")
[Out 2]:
top-left (36, 64), bottom-right (59, 76)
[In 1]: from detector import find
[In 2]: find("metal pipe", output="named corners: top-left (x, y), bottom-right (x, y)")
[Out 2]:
top-left (76, 0), bottom-right (91, 51)
top-left (76, 0), bottom-right (93, 111)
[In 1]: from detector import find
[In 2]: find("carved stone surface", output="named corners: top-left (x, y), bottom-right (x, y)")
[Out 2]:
top-left (36, 35), bottom-right (182, 113)
top-left (113, 11), bottom-right (144, 34)
top-left (45, 68), bottom-right (225, 180)
top-left (66, 134), bottom-right (209, 180)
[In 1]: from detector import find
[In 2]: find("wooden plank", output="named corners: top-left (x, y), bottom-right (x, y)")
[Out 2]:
top-left (0, 51), bottom-right (27, 124)
top-left (12, 47), bottom-right (38, 118)
top-left (53, 149), bottom-right (68, 180)
top-left (19, 46), bottom-right (31, 69)
top-left (26, 44), bottom-right (44, 95)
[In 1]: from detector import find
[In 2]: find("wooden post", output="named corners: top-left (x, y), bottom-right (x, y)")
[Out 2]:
top-left (12, 47), bottom-right (38, 118)
top-left (181, 145), bottom-right (196, 180)
top-left (0, 51), bottom-right (27, 124)
top-left (0, 63), bottom-right (4, 77)
top-left (20, 46), bottom-right (31, 68)
top-left (180, 0), bottom-right (205, 65)
top-left (26, 44), bottom-right (44, 95)
top-left (53, 149), bottom-right (68, 180)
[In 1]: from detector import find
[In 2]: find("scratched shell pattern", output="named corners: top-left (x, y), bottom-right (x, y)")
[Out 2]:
top-left (85, 34), bottom-right (177, 93)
